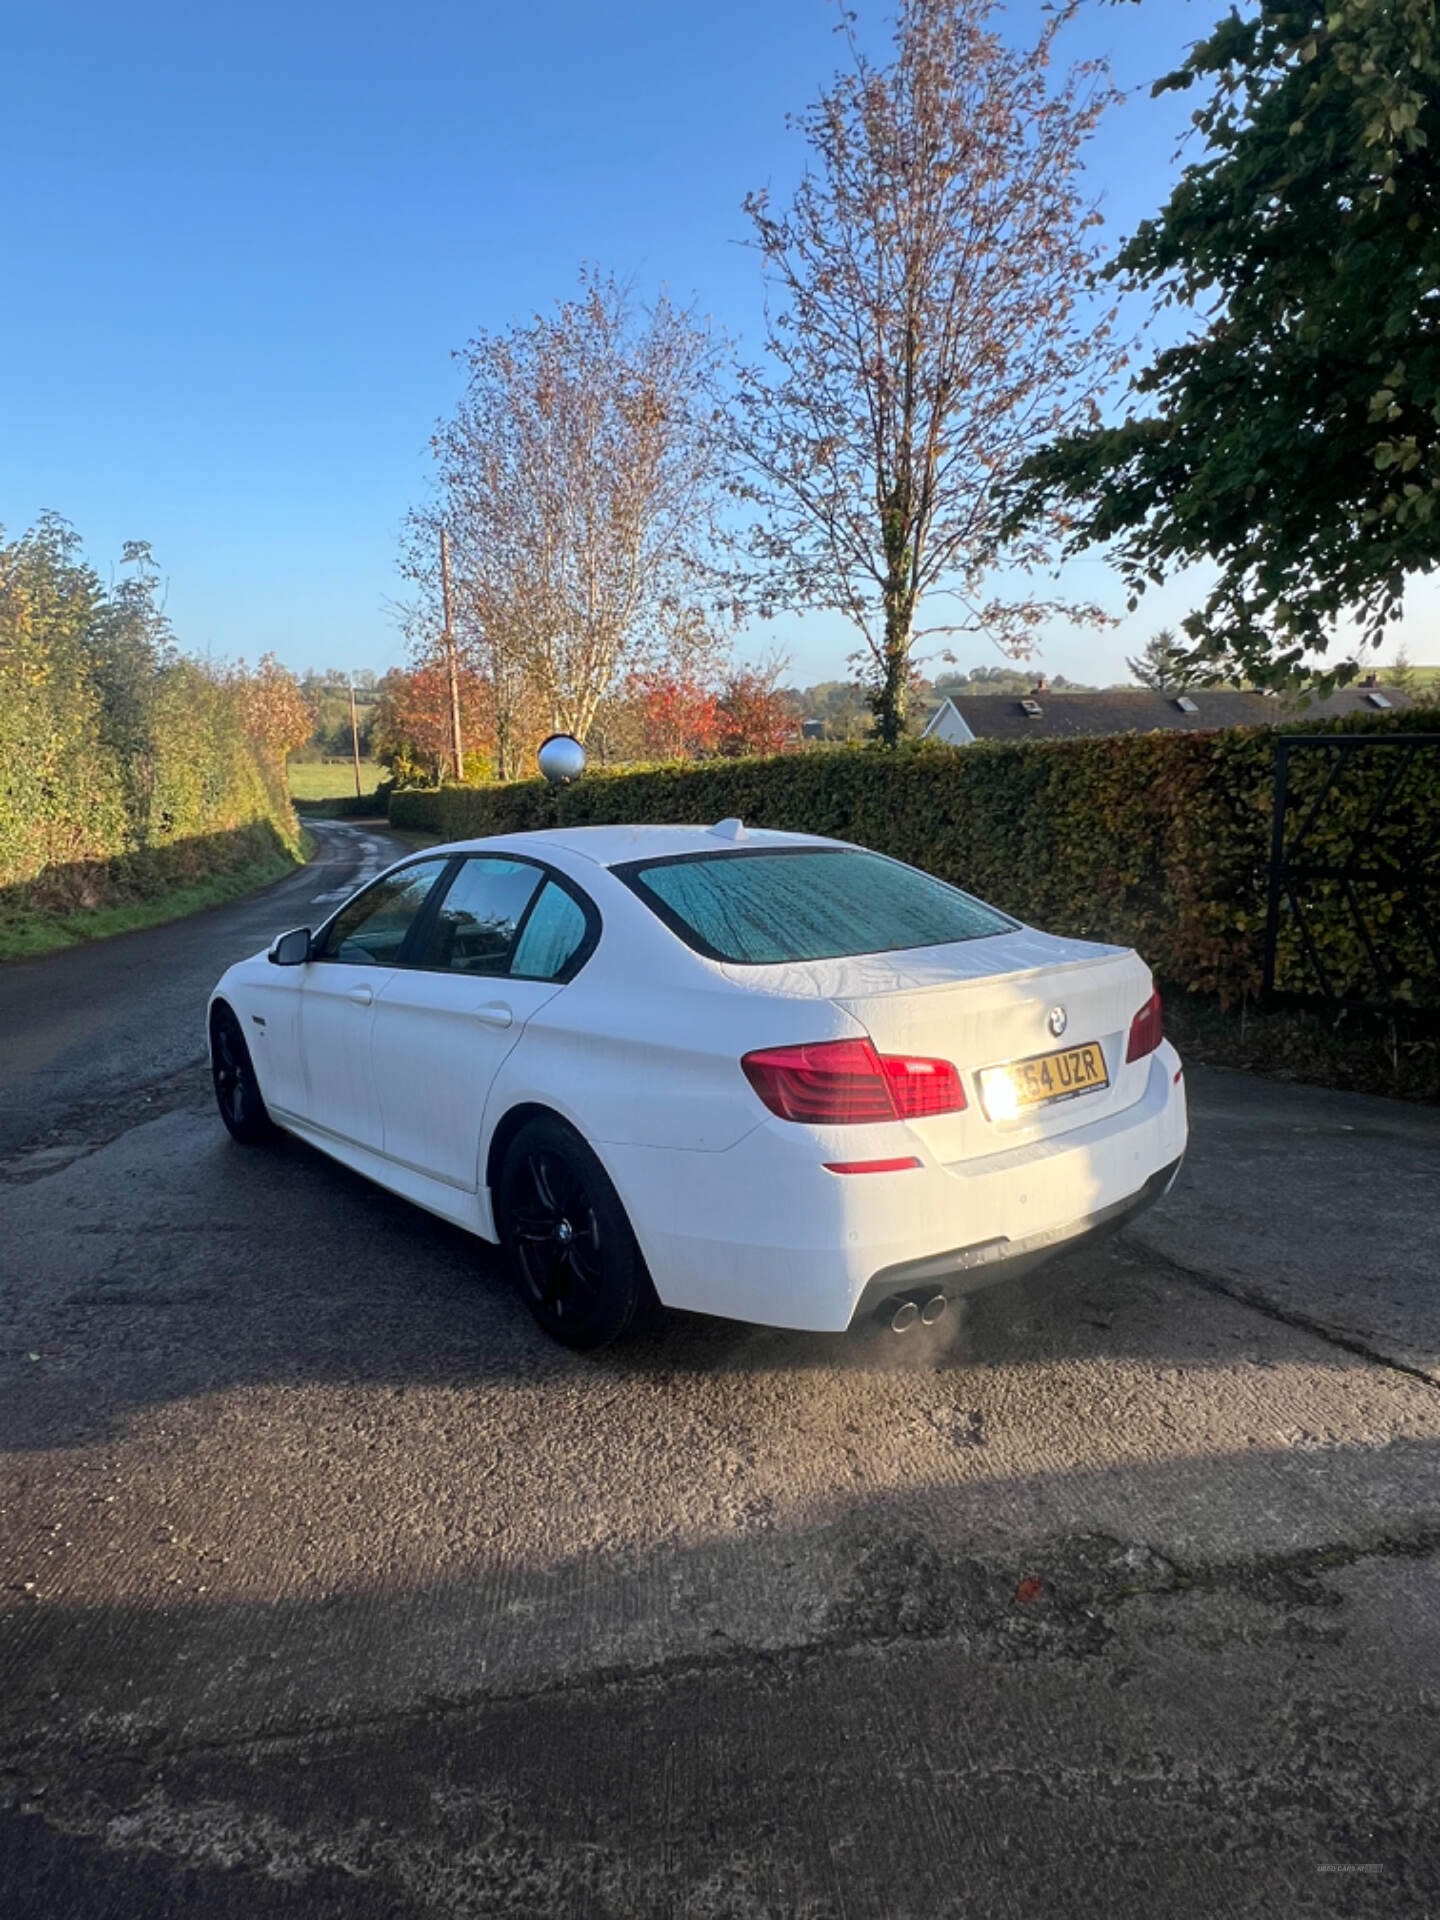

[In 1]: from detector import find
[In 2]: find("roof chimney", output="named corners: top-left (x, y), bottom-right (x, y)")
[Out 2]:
top-left (1360, 671), bottom-right (1378, 689)
top-left (1032, 675), bottom-right (1049, 694)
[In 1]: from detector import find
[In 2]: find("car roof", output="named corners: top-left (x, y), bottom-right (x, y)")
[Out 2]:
top-left (435, 823), bottom-right (842, 868)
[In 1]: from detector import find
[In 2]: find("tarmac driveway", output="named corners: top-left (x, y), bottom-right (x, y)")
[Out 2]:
top-left (0, 851), bottom-right (1436, 1918)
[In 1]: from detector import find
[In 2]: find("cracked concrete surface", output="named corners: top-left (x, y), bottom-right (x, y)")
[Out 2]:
top-left (1, 829), bottom-right (1438, 1916)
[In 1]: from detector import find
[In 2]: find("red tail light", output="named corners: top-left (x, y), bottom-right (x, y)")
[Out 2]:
top-left (1125, 988), bottom-right (1164, 1063)
top-left (882, 1053), bottom-right (964, 1118)
top-left (741, 1039), bottom-right (965, 1124)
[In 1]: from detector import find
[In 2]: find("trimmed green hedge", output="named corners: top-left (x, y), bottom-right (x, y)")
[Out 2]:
top-left (389, 708), bottom-right (1440, 1010)
top-left (293, 783), bottom-right (392, 820)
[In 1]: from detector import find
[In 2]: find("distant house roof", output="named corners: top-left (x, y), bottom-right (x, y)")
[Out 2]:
top-left (920, 686), bottom-right (1418, 745)
top-left (920, 700), bottom-right (975, 745)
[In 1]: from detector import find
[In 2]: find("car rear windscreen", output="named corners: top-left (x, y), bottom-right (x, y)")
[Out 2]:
top-left (615, 848), bottom-right (1016, 965)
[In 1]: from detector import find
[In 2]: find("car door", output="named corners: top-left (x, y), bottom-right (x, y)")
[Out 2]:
top-left (370, 857), bottom-right (597, 1191)
top-left (245, 956), bottom-right (309, 1118)
top-left (297, 857), bottom-right (454, 1151)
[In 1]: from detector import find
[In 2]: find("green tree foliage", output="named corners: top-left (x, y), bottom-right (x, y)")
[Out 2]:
top-left (785, 681), bottom-right (874, 743)
top-left (933, 666), bottom-right (1102, 695)
top-left (1008, 0), bottom-right (1440, 685)
top-left (1125, 630), bottom-right (1201, 691)
top-left (1383, 645), bottom-right (1418, 695)
top-left (0, 515), bottom-right (301, 908)
top-left (294, 673), bottom-right (378, 761)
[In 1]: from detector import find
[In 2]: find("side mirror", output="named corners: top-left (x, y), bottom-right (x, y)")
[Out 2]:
top-left (268, 927), bottom-right (313, 967)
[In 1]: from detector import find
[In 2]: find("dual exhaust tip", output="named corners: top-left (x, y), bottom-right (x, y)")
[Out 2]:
top-left (882, 1293), bottom-right (948, 1334)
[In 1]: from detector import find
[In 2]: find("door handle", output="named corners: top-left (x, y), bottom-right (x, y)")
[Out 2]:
top-left (347, 985), bottom-right (374, 1006)
top-left (474, 1001), bottom-right (513, 1029)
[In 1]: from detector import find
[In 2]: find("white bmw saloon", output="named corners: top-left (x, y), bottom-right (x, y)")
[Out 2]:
top-left (209, 823), bottom-right (1187, 1347)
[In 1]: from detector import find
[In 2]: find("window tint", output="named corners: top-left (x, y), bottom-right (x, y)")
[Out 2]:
top-left (620, 848), bottom-right (1015, 965)
top-left (314, 859), bottom-right (451, 967)
top-left (511, 881), bottom-right (589, 980)
top-left (417, 857), bottom-right (544, 975)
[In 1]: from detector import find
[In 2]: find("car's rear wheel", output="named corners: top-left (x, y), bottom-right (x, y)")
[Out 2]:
top-left (210, 1004), bottom-right (274, 1144)
top-left (496, 1117), bottom-right (654, 1349)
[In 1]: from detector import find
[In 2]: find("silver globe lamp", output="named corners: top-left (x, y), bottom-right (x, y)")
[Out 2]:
top-left (537, 733), bottom-right (587, 787)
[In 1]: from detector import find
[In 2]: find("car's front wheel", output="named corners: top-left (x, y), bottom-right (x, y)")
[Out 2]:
top-left (210, 1004), bottom-right (274, 1145)
top-left (496, 1117), bottom-right (654, 1349)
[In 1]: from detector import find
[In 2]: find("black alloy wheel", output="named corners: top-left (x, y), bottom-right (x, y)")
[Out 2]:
top-left (210, 1004), bottom-right (274, 1145)
top-left (497, 1117), bottom-right (654, 1349)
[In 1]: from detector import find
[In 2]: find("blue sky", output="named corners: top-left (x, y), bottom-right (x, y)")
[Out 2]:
top-left (3, 0), bottom-right (1428, 686)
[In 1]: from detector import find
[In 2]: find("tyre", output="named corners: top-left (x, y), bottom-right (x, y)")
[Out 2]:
top-left (496, 1116), bottom-right (655, 1349)
top-left (210, 1003), bottom-right (275, 1145)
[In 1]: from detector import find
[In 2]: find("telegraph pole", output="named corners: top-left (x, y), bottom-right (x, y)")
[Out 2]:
top-left (348, 681), bottom-right (363, 798)
top-left (440, 524), bottom-right (464, 781)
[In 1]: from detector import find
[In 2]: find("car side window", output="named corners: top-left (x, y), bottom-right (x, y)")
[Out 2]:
top-left (416, 857), bottom-right (544, 976)
top-left (510, 881), bottom-right (589, 981)
top-left (313, 859), bottom-right (451, 967)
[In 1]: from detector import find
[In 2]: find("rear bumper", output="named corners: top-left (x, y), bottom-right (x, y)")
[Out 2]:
top-left (599, 1042), bottom-right (1188, 1334)
top-left (847, 1152), bottom-right (1183, 1327)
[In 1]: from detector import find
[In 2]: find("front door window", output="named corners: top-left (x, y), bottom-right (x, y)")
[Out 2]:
top-left (314, 859), bottom-right (452, 967)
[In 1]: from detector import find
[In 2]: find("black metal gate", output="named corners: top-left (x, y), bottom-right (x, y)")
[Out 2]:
top-left (1263, 733), bottom-right (1440, 1014)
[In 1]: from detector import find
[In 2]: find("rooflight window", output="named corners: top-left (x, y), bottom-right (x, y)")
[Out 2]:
top-left (1174, 696), bottom-right (1199, 714)
top-left (1020, 698), bottom-right (1043, 718)
top-left (1365, 690), bottom-right (1392, 710)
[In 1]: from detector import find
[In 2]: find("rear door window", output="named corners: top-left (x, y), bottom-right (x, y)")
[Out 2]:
top-left (615, 848), bottom-right (1015, 965)
top-left (416, 857), bottom-right (545, 975)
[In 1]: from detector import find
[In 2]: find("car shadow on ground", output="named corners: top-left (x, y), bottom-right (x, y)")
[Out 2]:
top-left (0, 1106), bottom-right (1358, 1458)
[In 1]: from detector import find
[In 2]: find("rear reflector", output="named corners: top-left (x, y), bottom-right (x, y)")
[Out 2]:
top-left (1126, 988), bottom-right (1164, 1063)
top-left (741, 1038), bottom-right (965, 1125)
top-left (823, 1156), bottom-right (923, 1175)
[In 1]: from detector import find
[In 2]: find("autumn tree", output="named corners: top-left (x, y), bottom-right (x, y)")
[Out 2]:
top-left (423, 272), bottom-right (729, 757)
top-left (1008, 1), bottom-right (1440, 685)
top-left (716, 661), bottom-right (797, 758)
top-left (730, 0), bottom-right (1122, 745)
top-left (372, 661), bottom-right (492, 786)
top-left (632, 664), bottom-right (722, 761)
top-left (237, 654), bottom-right (314, 768)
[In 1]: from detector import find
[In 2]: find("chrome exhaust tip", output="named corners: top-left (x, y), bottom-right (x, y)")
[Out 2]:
top-left (920, 1293), bottom-right (947, 1326)
top-left (889, 1299), bottom-right (919, 1334)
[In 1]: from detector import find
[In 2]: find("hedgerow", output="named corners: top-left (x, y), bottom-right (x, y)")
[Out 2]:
top-left (390, 707), bottom-right (1440, 1010)
top-left (1, 515), bottom-right (303, 922)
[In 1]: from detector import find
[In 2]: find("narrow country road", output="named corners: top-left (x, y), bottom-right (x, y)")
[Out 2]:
top-left (1, 827), bottom-right (1438, 1918)
top-left (0, 820), bottom-right (412, 1160)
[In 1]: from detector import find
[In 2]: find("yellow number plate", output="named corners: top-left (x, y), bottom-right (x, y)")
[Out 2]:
top-left (980, 1041), bottom-right (1109, 1118)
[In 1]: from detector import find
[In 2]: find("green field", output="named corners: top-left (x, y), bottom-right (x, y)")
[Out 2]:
top-left (287, 758), bottom-right (384, 800)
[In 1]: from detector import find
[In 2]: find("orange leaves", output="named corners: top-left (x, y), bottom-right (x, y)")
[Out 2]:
top-left (716, 667), bottom-right (797, 759)
top-left (632, 667), bottom-right (722, 762)
top-left (373, 662), bottom-right (494, 784)
top-left (235, 654), bottom-right (313, 759)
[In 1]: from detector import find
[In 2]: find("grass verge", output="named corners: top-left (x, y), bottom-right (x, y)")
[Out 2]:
top-left (0, 843), bottom-right (308, 963)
